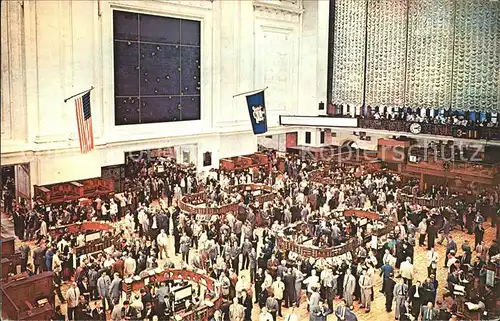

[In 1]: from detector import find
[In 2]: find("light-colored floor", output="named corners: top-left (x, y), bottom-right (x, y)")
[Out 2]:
top-left (3, 208), bottom-right (496, 321)
top-left (1, 210), bottom-right (16, 239)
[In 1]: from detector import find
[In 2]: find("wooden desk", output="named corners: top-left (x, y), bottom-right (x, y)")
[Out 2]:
top-left (1, 237), bottom-right (22, 278)
top-left (1, 236), bottom-right (16, 257)
top-left (2, 258), bottom-right (15, 279)
top-left (344, 209), bottom-right (380, 220)
top-left (49, 221), bottom-right (120, 256)
top-left (1, 272), bottom-right (54, 321)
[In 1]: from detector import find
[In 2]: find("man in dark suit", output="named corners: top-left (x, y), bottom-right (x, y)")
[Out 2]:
top-left (400, 300), bottom-right (412, 321)
top-left (53, 271), bottom-right (66, 302)
top-left (408, 281), bottom-right (424, 318)
top-left (239, 289), bottom-right (253, 321)
top-left (33, 244), bottom-right (46, 274)
top-left (334, 299), bottom-right (357, 321)
top-left (141, 302), bottom-right (155, 320)
top-left (54, 305), bottom-right (65, 321)
top-left (90, 301), bottom-right (106, 320)
top-left (18, 244), bottom-right (30, 272)
top-left (383, 273), bottom-right (396, 312)
top-left (122, 300), bottom-right (138, 320)
top-left (444, 236), bottom-right (457, 267)
top-left (255, 268), bottom-right (265, 304)
top-left (421, 302), bottom-right (438, 321)
top-left (283, 268), bottom-right (296, 308)
top-left (310, 300), bottom-right (330, 321)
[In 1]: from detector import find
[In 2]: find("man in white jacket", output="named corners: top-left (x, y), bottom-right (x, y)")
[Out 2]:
top-left (109, 199), bottom-right (118, 222)
top-left (426, 249), bottom-right (438, 277)
top-left (157, 229), bottom-right (169, 260)
top-left (124, 255), bottom-right (136, 277)
top-left (66, 282), bottom-right (81, 320)
top-left (399, 257), bottom-right (414, 288)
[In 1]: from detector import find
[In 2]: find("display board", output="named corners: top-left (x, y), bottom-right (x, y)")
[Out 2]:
top-left (329, 0), bottom-right (500, 111)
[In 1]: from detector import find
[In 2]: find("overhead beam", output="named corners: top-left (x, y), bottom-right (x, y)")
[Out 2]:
top-left (279, 115), bottom-right (358, 127)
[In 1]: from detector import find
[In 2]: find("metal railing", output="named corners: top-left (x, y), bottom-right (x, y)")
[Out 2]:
top-left (359, 118), bottom-right (500, 141)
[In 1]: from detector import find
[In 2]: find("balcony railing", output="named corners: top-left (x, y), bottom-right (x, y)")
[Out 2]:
top-left (406, 159), bottom-right (500, 178)
top-left (359, 118), bottom-right (500, 141)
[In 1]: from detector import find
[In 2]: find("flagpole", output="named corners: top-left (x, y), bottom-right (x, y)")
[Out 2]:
top-left (232, 86), bottom-right (268, 98)
top-left (63, 86), bottom-right (94, 103)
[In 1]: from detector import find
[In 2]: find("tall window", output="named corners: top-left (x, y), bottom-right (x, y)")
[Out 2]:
top-left (113, 11), bottom-right (201, 125)
top-left (305, 131), bottom-right (311, 144)
top-left (320, 131), bottom-right (325, 144)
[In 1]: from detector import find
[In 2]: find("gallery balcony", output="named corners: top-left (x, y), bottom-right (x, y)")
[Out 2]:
top-left (359, 118), bottom-right (500, 141)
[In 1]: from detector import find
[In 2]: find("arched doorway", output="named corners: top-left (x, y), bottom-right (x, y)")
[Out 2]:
top-left (340, 140), bottom-right (359, 150)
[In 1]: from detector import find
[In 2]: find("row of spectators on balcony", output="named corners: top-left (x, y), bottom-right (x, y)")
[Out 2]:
top-left (329, 103), bottom-right (499, 127)
top-left (368, 108), bottom-right (499, 127)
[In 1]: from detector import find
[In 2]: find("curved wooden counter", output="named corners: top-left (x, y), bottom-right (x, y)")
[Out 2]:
top-left (308, 169), bottom-right (358, 186)
top-left (123, 269), bottom-right (223, 321)
top-left (50, 221), bottom-right (115, 236)
top-left (49, 221), bottom-right (119, 256)
top-left (226, 184), bottom-right (275, 203)
top-left (277, 235), bottom-right (360, 258)
top-left (398, 193), bottom-right (457, 207)
top-left (276, 209), bottom-right (394, 258)
top-left (178, 193), bottom-right (239, 217)
top-left (179, 184), bottom-right (276, 218)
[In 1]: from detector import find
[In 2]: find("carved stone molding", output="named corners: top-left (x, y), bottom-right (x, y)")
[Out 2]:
top-left (163, 0), bottom-right (213, 10)
top-left (253, 0), bottom-right (304, 22)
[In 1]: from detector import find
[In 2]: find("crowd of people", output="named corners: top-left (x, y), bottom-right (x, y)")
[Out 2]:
top-left (366, 107), bottom-right (499, 128)
top-left (4, 152), bottom-right (499, 321)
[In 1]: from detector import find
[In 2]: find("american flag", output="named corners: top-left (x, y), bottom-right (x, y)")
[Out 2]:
top-left (75, 92), bottom-right (94, 153)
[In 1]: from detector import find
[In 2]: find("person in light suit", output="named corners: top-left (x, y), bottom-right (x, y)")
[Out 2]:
top-left (97, 272), bottom-right (112, 311)
top-left (400, 257), bottom-right (414, 288)
top-left (359, 270), bottom-right (373, 312)
top-left (180, 232), bottom-right (192, 264)
top-left (343, 270), bottom-right (356, 309)
top-left (110, 300), bottom-right (123, 321)
top-left (426, 249), bottom-right (438, 277)
top-left (65, 282), bottom-right (81, 320)
top-left (293, 267), bottom-right (304, 307)
top-left (109, 273), bottom-right (122, 305)
top-left (156, 229), bottom-right (169, 260)
top-left (310, 300), bottom-right (330, 321)
top-left (421, 302), bottom-right (438, 321)
top-left (393, 277), bottom-right (408, 320)
top-left (229, 297), bottom-right (245, 321)
top-left (123, 255), bottom-right (136, 277)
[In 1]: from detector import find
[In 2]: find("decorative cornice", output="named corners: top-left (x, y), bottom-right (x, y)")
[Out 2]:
top-left (163, 0), bottom-right (213, 10)
top-left (253, 1), bottom-right (304, 22)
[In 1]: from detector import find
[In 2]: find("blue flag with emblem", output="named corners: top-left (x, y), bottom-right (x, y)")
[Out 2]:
top-left (246, 90), bottom-right (268, 135)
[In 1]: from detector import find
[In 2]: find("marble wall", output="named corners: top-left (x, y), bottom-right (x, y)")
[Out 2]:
top-left (1, 0), bottom-right (329, 186)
